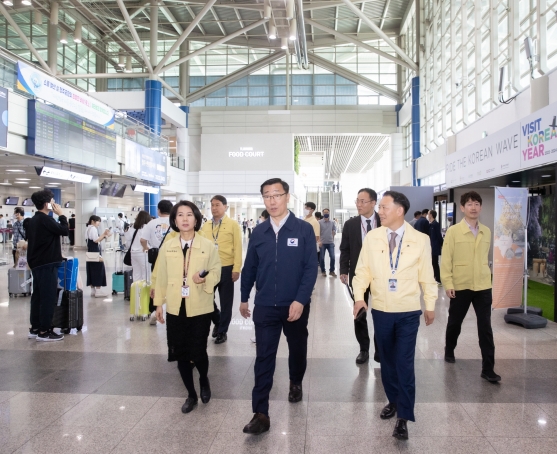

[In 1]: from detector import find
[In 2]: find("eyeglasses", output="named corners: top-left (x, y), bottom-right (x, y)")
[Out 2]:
top-left (262, 193), bottom-right (286, 201)
top-left (355, 199), bottom-right (373, 205)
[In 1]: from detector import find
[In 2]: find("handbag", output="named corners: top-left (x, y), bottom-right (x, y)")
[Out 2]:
top-left (123, 229), bottom-right (139, 267)
top-left (148, 226), bottom-right (171, 264)
top-left (85, 252), bottom-right (101, 262)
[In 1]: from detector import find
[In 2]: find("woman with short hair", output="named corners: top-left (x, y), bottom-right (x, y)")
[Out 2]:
top-left (154, 200), bottom-right (221, 413)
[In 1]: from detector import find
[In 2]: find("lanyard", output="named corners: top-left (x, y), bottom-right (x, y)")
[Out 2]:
top-left (211, 219), bottom-right (222, 243)
top-left (389, 232), bottom-right (404, 275)
top-left (182, 234), bottom-right (195, 284)
top-left (361, 216), bottom-right (374, 237)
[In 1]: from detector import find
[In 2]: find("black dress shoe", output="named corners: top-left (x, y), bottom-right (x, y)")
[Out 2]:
top-left (481, 371), bottom-right (501, 383)
top-left (444, 348), bottom-right (455, 363)
top-left (212, 325), bottom-right (218, 338)
top-left (288, 382), bottom-right (303, 403)
top-left (215, 333), bottom-right (227, 344)
top-left (200, 378), bottom-right (211, 403)
top-left (380, 402), bottom-right (397, 419)
top-left (181, 397), bottom-right (198, 414)
top-left (392, 418), bottom-right (408, 440)
top-left (373, 352), bottom-right (380, 363)
top-left (243, 413), bottom-right (270, 435)
top-left (356, 351), bottom-right (369, 364)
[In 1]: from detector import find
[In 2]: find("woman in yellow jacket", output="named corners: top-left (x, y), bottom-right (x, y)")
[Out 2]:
top-left (154, 200), bottom-right (221, 414)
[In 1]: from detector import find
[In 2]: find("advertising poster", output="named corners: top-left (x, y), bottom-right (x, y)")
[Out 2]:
top-left (0, 86), bottom-right (7, 148)
top-left (527, 193), bottom-right (555, 285)
top-left (492, 187), bottom-right (529, 309)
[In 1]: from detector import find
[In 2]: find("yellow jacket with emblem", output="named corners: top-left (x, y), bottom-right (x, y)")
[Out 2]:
top-left (198, 215), bottom-right (243, 272)
top-left (440, 219), bottom-right (492, 291)
top-left (153, 233), bottom-right (222, 317)
top-left (352, 222), bottom-right (438, 312)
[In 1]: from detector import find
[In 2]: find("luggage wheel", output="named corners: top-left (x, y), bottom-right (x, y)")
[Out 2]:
top-left (141, 316), bottom-right (148, 321)
top-left (147, 313), bottom-right (151, 318)
top-left (61, 328), bottom-right (71, 335)
top-left (77, 325), bottom-right (83, 331)
top-left (130, 316), bottom-right (135, 321)
top-left (112, 290), bottom-right (117, 295)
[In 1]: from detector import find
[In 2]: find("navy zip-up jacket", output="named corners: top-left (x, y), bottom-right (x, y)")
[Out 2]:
top-left (241, 212), bottom-right (317, 306)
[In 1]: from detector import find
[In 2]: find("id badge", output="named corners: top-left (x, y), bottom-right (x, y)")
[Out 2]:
top-left (388, 279), bottom-right (398, 292)
top-left (214, 243), bottom-right (219, 251)
top-left (181, 285), bottom-right (190, 298)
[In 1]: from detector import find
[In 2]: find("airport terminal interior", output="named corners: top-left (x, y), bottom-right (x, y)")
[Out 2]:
top-left (0, 0), bottom-right (557, 452)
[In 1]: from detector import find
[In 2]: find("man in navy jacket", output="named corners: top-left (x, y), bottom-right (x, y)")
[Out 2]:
top-left (240, 178), bottom-right (317, 435)
top-left (427, 209), bottom-right (444, 283)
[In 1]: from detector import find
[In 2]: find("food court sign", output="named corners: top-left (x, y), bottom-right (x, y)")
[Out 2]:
top-left (446, 100), bottom-right (557, 187)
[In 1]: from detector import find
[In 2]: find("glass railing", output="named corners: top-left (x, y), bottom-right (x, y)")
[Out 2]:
top-left (170, 155), bottom-right (185, 170)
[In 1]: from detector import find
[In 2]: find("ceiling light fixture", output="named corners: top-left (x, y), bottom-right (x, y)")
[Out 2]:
top-left (263, 0), bottom-right (271, 19)
top-left (541, 174), bottom-right (551, 177)
top-left (14, 181), bottom-right (28, 184)
top-left (124, 55), bottom-right (132, 73)
top-left (286, 0), bottom-right (294, 19)
top-left (118, 52), bottom-right (125, 67)
top-left (15, 178), bottom-right (30, 181)
top-left (21, 0), bottom-right (32, 5)
top-left (33, 10), bottom-right (42, 25)
top-left (512, 180), bottom-right (521, 183)
top-left (268, 23), bottom-right (276, 40)
top-left (73, 21), bottom-right (82, 43)
top-left (60, 29), bottom-right (68, 44)
top-left (29, 186), bottom-right (40, 189)
top-left (2, 0), bottom-right (14, 6)
top-left (6, 169), bottom-right (25, 172)
top-left (281, 37), bottom-right (288, 50)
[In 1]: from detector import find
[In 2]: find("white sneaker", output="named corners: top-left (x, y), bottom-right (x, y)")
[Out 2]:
top-left (90, 287), bottom-right (96, 296)
top-left (149, 313), bottom-right (157, 325)
top-left (94, 290), bottom-right (109, 298)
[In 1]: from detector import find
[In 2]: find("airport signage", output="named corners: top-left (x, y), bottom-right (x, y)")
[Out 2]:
top-left (446, 100), bottom-right (557, 187)
top-left (17, 61), bottom-right (115, 127)
top-left (228, 147), bottom-right (265, 158)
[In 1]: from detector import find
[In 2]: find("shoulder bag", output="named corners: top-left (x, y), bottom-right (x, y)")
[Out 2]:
top-left (123, 229), bottom-right (139, 266)
top-left (147, 226), bottom-right (171, 264)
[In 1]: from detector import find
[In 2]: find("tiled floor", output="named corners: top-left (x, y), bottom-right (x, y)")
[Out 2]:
top-left (1, 239), bottom-right (557, 453)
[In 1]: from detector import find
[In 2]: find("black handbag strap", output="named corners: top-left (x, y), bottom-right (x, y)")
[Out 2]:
top-left (128, 228), bottom-right (139, 251)
top-left (158, 225), bottom-right (171, 249)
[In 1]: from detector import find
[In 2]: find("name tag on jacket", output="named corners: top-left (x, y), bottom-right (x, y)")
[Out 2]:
top-left (287, 238), bottom-right (298, 247)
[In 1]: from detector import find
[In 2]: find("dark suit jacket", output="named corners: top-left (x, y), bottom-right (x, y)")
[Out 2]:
top-left (429, 219), bottom-right (444, 256)
top-left (414, 216), bottom-right (430, 236)
top-left (339, 212), bottom-right (381, 286)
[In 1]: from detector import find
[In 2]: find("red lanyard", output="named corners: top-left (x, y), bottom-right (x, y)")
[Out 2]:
top-left (183, 233), bottom-right (195, 284)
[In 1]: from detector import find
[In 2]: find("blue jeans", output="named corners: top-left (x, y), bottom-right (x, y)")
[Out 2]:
top-left (319, 243), bottom-right (335, 273)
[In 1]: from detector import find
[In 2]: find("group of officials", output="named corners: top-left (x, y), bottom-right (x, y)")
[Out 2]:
top-left (146, 178), bottom-right (499, 441)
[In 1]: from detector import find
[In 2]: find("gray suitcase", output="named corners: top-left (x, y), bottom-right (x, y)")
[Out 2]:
top-left (9, 268), bottom-right (32, 297)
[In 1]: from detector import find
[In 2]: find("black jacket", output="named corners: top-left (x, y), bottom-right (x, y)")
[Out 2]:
top-left (339, 213), bottom-right (381, 285)
top-left (414, 216), bottom-right (430, 236)
top-left (429, 219), bottom-right (444, 256)
top-left (27, 212), bottom-right (69, 269)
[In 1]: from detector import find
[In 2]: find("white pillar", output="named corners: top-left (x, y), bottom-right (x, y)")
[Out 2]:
top-left (150, 1), bottom-right (158, 69)
top-left (74, 177), bottom-right (100, 248)
top-left (176, 127), bottom-right (189, 172)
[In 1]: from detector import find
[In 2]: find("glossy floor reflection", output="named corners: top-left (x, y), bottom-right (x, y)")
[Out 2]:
top-left (0, 239), bottom-right (556, 453)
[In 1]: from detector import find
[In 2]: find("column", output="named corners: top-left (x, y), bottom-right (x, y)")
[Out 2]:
top-left (150, 1), bottom-right (158, 69)
top-left (47, 22), bottom-right (57, 74)
top-left (411, 76), bottom-right (420, 186)
top-left (144, 72), bottom-right (162, 218)
top-left (95, 43), bottom-right (108, 92)
top-left (179, 40), bottom-right (189, 101)
top-left (74, 177), bottom-right (100, 248)
top-left (144, 193), bottom-right (160, 218)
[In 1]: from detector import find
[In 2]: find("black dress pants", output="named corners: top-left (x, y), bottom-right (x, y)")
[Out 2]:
top-left (352, 286), bottom-right (379, 360)
top-left (213, 265), bottom-right (234, 334)
top-left (432, 255), bottom-right (440, 282)
top-left (445, 289), bottom-right (495, 373)
top-left (30, 263), bottom-right (60, 332)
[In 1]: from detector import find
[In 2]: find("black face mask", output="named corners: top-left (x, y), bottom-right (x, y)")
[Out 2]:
top-left (324, 214), bottom-right (330, 219)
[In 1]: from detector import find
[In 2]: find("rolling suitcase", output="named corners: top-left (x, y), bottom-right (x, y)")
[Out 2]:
top-left (129, 255), bottom-right (151, 321)
top-left (112, 250), bottom-right (125, 295)
top-left (124, 269), bottom-right (133, 301)
top-left (8, 268), bottom-right (31, 297)
top-left (52, 258), bottom-right (84, 334)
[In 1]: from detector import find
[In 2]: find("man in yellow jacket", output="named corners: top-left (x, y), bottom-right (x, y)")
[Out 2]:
top-left (441, 191), bottom-right (500, 383)
top-left (353, 191), bottom-right (437, 441)
top-left (199, 195), bottom-right (243, 344)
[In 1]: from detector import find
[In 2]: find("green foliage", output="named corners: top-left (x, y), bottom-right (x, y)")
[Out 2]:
top-left (294, 138), bottom-right (300, 175)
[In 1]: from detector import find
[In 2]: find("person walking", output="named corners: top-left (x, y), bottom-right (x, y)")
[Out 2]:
top-left (68, 214), bottom-right (76, 246)
top-left (0, 214), bottom-right (5, 243)
top-left (115, 213), bottom-right (126, 250)
top-left (240, 178), bottom-right (317, 435)
top-left (339, 188), bottom-right (381, 365)
top-left (247, 219), bottom-right (254, 238)
top-left (303, 202), bottom-right (320, 266)
top-left (441, 191), bottom-right (500, 383)
top-left (409, 211), bottom-right (421, 227)
top-left (352, 191), bottom-right (437, 440)
top-left (154, 201), bottom-right (221, 414)
top-left (413, 209), bottom-right (430, 235)
top-left (85, 216), bottom-right (111, 298)
top-left (125, 210), bottom-right (151, 282)
top-left (26, 190), bottom-right (69, 342)
top-left (199, 195), bottom-right (243, 345)
top-left (318, 208), bottom-right (337, 277)
top-left (12, 207), bottom-right (25, 265)
top-left (242, 218), bottom-right (247, 236)
top-left (428, 210), bottom-right (443, 285)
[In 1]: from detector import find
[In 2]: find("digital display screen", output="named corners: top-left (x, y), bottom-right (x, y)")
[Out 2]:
top-left (22, 198), bottom-right (34, 206)
top-left (5, 197), bottom-right (19, 205)
top-left (100, 181), bottom-right (126, 198)
top-left (124, 139), bottom-right (167, 185)
top-left (64, 201), bottom-right (75, 208)
top-left (27, 100), bottom-right (117, 173)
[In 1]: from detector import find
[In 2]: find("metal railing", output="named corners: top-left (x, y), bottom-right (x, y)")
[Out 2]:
top-left (170, 155), bottom-right (185, 170)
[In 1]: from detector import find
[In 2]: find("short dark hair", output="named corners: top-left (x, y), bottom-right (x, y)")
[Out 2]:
top-left (14, 207), bottom-right (24, 216)
top-left (211, 195), bottom-right (228, 206)
top-left (169, 200), bottom-right (203, 232)
top-left (421, 209), bottom-right (430, 215)
top-left (88, 215), bottom-right (101, 225)
top-left (260, 178), bottom-right (289, 195)
top-left (323, 208), bottom-right (330, 213)
top-left (71, 214), bottom-right (75, 217)
top-left (134, 210), bottom-right (152, 230)
top-left (382, 191), bottom-right (410, 215)
top-left (358, 188), bottom-right (377, 202)
top-left (31, 189), bottom-right (54, 211)
top-left (429, 210), bottom-right (437, 219)
top-left (414, 211), bottom-right (421, 218)
top-left (305, 202), bottom-right (316, 210)
top-left (460, 191), bottom-right (483, 206)
top-left (118, 213), bottom-right (123, 218)
top-left (315, 211), bottom-right (322, 219)
top-left (261, 210), bottom-right (269, 220)
top-left (158, 199), bottom-right (173, 214)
